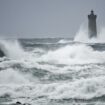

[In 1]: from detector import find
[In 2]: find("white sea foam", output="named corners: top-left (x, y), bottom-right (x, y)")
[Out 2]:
top-left (58, 39), bottom-right (72, 44)
top-left (0, 34), bottom-right (105, 105)
top-left (0, 40), bottom-right (104, 73)
top-left (39, 44), bottom-right (105, 65)
top-left (0, 38), bottom-right (105, 66)
top-left (0, 76), bottom-right (105, 100)
top-left (46, 76), bottom-right (105, 99)
top-left (0, 39), bottom-right (105, 75)
top-left (0, 69), bottom-right (30, 85)
top-left (32, 48), bottom-right (45, 53)
top-left (0, 40), bottom-right (105, 103)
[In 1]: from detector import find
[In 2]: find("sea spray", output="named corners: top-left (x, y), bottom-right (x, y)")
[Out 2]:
top-left (74, 25), bottom-right (89, 42)
top-left (0, 39), bottom-right (105, 72)
top-left (39, 44), bottom-right (105, 65)
top-left (0, 39), bottom-right (26, 59)
top-left (0, 39), bottom-right (105, 105)
top-left (74, 25), bottom-right (105, 43)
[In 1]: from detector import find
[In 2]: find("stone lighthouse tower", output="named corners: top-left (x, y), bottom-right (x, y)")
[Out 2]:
top-left (88, 10), bottom-right (97, 38)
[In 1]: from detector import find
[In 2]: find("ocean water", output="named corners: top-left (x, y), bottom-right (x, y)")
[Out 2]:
top-left (0, 38), bottom-right (105, 105)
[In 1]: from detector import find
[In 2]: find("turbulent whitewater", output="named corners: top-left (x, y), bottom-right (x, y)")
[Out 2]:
top-left (0, 38), bottom-right (105, 105)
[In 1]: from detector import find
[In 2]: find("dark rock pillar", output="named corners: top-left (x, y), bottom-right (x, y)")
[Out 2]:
top-left (88, 10), bottom-right (97, 38)
top-left (0, 49), bottom-right (5, 57)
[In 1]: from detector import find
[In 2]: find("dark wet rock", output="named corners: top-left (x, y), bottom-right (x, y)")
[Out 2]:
top-left (16, 101), bottom-right (22, 104)
top-left (11, 101), bottom-right (22, 105)
top-left (11, 101), bottom-right (31, 105)
top-left (0, 49), bottom-right (5, 57)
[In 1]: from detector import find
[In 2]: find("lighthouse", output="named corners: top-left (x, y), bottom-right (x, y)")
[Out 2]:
top-left (88, 10), bottom-right (97, 38)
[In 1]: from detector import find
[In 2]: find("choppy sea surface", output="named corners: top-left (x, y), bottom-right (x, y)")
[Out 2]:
top-left (0, 38), bottom-right (105, 105)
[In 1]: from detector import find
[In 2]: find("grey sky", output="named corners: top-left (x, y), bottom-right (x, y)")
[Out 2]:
top-left (0, 0), bottom-right (105, 38)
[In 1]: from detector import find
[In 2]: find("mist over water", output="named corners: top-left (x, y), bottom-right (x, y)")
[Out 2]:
top-left (0, 27), bottom-right (105, 105)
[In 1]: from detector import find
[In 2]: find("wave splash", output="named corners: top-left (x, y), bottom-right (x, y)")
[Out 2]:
top-left (74, 26), bottom-right (105, 43)
top-left (0, 39), bottom-right (105, 66)
top-left (40, 44), bottom-right (105, 65)
top-left (0, 39), bottom-right (26, 59)
top-left (0, 38), bottom-right (105, 104)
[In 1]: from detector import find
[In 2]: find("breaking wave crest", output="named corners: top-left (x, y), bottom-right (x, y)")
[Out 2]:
top-left (0, 39), bottom-right (105, 104)
top-left (0, 39), bottom-right (105, 73)
top-left (40, 44), bottom-right (105, 65)
top-left (0, 76), bottom-right (105, 100)
top-left (58, 39), bottom-right (73, 44)
top-left (1, 39), bottom-right (105, 65)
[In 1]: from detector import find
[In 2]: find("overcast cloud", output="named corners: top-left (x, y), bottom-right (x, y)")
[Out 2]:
top-left (0, 0), bottom-right (105, 38)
